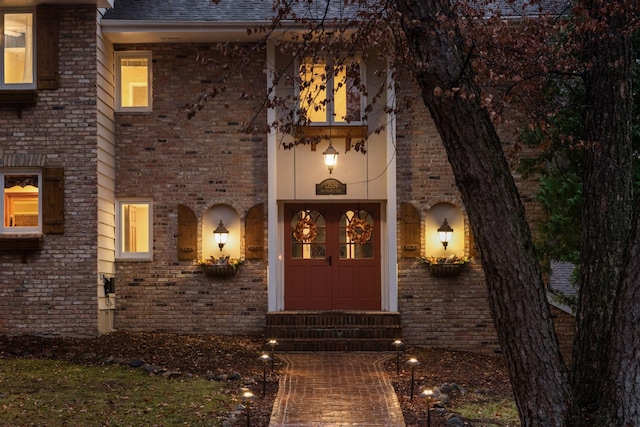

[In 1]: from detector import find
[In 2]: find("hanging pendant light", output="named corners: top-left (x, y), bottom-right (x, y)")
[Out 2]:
top-left (322, 143), bottom-right (339, 174)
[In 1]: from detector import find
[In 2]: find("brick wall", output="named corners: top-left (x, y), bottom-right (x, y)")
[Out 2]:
top-left (113, 44), bottom-right (268, 335)
top-left (550, 305), bottom-right (576, 367)
top-left (398, 260), bottom-right (501, 354)
top-left (0, 5), bottom-right (99, 336)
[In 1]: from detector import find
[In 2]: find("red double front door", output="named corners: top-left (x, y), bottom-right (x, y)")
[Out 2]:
top-left (284, 203), bottom-right (381, 310)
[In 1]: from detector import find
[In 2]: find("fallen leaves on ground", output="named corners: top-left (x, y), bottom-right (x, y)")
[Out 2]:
top-left (0, 332), bottom-right (516, 427)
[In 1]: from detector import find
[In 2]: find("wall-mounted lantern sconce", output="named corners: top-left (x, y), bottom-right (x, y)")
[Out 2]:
top-left (322, 143), bottom-right (339, 174)
top-left (437, 218), bottom-right (453, 250)
top-left (213, 220), bottom-right (229, 251)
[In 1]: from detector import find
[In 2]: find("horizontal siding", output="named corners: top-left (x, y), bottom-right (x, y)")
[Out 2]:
top-left (97, 9), bottom-right (116, 285)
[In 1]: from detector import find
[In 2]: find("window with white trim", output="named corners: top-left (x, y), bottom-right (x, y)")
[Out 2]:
top-left (116, 199), bottom-right (153, 260)
top-left (115, 51), bottom-right (152, 112)
top-left (1, 10), bottom-right (35, 89)
top-left (298, 57), bottom-right (365, 125)
top-left (1, 170), bottom-right (41, 233)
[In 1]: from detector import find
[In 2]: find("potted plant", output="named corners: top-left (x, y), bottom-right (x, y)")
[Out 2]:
top-left (419, 254), bottom-right (470, 277)
top-left (200, 256), bottom-right (244, 278)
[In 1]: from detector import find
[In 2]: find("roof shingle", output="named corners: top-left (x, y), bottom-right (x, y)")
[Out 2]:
top-left (103, 0), bottom-right (570, 23)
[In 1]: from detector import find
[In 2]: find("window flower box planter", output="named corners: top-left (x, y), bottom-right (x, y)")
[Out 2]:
top-left (204, 264), bottom-right (237, 278)
top-left (427, 263), bottom-right (465, 277)
top-left (0, 235), bottom-right (44, 263)
top-left (200, 256), bottom-right (244, 278)
top-left (419, 255), bottom-right (469, 277)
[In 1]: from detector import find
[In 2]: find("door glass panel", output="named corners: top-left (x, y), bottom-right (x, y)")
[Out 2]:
top-left (340, 210), bottom-right (374, 259)
top-left (291, 210), bottom-right (326, 259)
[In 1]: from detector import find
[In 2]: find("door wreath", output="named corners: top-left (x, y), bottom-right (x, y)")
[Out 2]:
top-left (346, 216), bottom-right (373, 245)
top-left (292, 214), bottom-right (318, 243)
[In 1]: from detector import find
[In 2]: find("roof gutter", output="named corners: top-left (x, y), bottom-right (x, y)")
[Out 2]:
top-left (101, 19), bottom-right (357, 44)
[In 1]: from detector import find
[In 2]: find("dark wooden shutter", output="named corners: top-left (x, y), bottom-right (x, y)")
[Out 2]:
top-left (178, 204), bottom-right (197, 260)
top-left (42, 167), bottom-right (64, 234)
top-left (36, 5), bottom-right (59, 90)
top-left (245, 203), bottom-right (264, 260)
top-left (401, 202), bottom-right (421, 258)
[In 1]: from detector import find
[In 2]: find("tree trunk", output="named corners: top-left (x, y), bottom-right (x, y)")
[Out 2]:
top-left (393, 0), bottom-right (572, 425)
top-left (601, 209), bottom-right (640, 426)
top-left (571, 1), bottom-right (634, 424)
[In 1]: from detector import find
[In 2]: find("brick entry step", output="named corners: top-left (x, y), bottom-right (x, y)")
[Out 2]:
top-left (265, 311), bottom-right (402, 352)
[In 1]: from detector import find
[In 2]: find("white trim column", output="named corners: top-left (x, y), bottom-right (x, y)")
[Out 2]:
top-left (386, 61), bottom-right (398, 312)
top-left (266, 41), bottom-right (281, 311)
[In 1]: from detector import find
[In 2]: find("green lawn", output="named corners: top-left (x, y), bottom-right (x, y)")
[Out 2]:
top-left (0, 359), bottom-right (232, 427)
top-left (450, 393), bottom-right (520, 427)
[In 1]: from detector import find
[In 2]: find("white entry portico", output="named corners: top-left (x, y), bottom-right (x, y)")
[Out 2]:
top-left (265, 42), bottom-right (398, 313)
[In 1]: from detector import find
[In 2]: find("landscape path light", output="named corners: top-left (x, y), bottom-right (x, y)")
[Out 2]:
top-left (420, 388), bottom-right (434, 427)
top-left (392, 339), bottom-right (404, 375)
top-left (267, 339), bottom-right (278, 371)
top-left (405, 357), bottom-right (421, 401)
top-left (240, 390), bottom-right (256, 427)
top-left (258, 353), bottom-right (272, 397)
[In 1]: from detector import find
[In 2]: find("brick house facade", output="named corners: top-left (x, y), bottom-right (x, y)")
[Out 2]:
top-left (1, 3), bottom-right (101, 335)
top-left (0, 0), bottom-right (575, 358)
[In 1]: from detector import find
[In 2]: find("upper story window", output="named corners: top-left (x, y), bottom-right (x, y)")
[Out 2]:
top-left (115, 51), bottom-right (152, 112)
top-left (298, 57), bottom-right (364, 125)
top-left (1, 171), bottom-right (41, 233)
top-left (1, 10), bottom-right (35, 89)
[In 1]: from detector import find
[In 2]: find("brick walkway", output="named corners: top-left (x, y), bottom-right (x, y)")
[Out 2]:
top-left (269, 353), bottom-right (405, 426)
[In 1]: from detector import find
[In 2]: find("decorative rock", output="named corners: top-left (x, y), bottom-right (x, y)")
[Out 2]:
top-left (144, 365), bottom-right (163, 373)
top-left (129, 358), bottom-right (145, 368)
top-left (434, 407), bottom-right (448, 416)
top-left (162, 371), bottom-right (182, 378)
top-left (213, 373), bottom-right (228, 381)
top-left (439, 383), bottom-right (455, 394)
top-left (446, 416), bottom-right (464, 426)
top-left (228, 372), bottom-right (241, 381)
